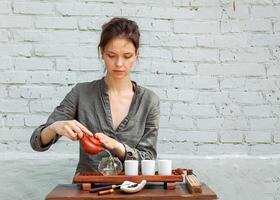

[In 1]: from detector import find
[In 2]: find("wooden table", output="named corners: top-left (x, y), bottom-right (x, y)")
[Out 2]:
top-left (45, 183), bottom-right (218, 200)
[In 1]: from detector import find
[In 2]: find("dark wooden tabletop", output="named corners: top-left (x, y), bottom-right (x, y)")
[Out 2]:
top-left (45, 183), bottom-right (218, 200)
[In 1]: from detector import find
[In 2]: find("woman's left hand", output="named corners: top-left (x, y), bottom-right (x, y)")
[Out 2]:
top-left (95, 132), bottom-right (126, 160)
top-left (94, 132), bottom-right (122, 151)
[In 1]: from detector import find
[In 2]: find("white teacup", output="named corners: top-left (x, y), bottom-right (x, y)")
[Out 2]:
top-left (124, 160), bottom-right (138, 176)
top-left (158, 160), bottom-right (172, 175)
top-left (141, 160), bottom-right (156, 175)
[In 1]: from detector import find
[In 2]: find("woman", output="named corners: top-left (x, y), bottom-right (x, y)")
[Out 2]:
top-left (30, 17), bottom-right (160, 173)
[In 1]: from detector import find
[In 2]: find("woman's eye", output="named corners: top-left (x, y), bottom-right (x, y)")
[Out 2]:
top-left (124, 55), bottom-right (132, 59)
top-left (107, 54), bottom-right (115, 58)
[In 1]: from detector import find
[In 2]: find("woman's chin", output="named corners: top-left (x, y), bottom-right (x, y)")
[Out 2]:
top-left (108, 72), bottom-right (128, 79)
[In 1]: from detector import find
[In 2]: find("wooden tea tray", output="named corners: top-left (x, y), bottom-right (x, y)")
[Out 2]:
top-left (73, 171), bottom-right (184, 190)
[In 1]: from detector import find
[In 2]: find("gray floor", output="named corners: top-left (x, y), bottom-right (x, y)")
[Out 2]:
top-left (0, 158), bottom-right (77, 200)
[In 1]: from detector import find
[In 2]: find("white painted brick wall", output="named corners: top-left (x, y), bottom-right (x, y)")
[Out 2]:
top-left (13, 2), bottom-right (54, 15)
top-left (0, 16), bottom-right (33, 28)
top-left (35, 17), bottom-right (77, 29)
top-left (220, 131), bottom-right (244, 143)
top-left (174, 21), bottom-right (219, 34)
top-left (8, 86), bottom-right (55, 99)
top-left (197, 63), bottom-right (266, 76)
top-left (0, 1), bottom-right (11, 14)
top-left (14, 58), bottom-right (53, 71)
top-left (0, 1), bottom-right (280, 199)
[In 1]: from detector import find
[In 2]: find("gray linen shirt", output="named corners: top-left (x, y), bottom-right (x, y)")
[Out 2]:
top-left (30, 77), bottom-right (160, 173)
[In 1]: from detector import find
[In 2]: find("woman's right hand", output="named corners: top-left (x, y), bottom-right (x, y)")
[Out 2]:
top-left (49, 120), bottom-right (93, 141)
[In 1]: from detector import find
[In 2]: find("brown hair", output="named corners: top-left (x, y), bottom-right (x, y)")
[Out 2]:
top-left (98, 17), bottom-right (140, 53)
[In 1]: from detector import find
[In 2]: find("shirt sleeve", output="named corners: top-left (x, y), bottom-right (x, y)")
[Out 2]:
top-left (123, 96), bottom-right (160, 161)
top-left (30, 84), bottom-right (79, 152)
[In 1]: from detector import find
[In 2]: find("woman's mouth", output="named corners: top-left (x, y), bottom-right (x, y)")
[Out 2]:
top-left (113, 70), bottom-right (125, 73)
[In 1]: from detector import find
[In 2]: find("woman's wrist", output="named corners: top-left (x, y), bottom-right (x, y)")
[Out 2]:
top-left (113, 141), bottom-right (124, 152)
top-left (48, 122), bottom-right (57, 133)
top-left (113, 141), bottom-right (126, 160)
top-left (41, 124), bottom-right (57, 145)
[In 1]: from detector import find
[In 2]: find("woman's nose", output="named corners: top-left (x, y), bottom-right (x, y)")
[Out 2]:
top-left (116, 58), bottom-right (124, 67)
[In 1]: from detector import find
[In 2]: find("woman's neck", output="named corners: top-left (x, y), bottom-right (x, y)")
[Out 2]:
top-left (104, 75), bottom-right (133, 94)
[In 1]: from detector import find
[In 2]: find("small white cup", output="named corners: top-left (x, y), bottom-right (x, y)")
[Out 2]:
top-left (141, 160), bottom-right (156, 175)
top-left (158, 160), bottom-right (172, 175)
top-left (124, 160), bottom-right (138, 176)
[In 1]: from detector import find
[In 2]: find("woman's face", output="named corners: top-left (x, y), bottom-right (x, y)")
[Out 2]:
top-left (101, 37), bottom-right (138, 80)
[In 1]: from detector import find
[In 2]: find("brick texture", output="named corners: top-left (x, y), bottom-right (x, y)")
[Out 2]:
top-left (0, 0), bottom-right (279, 168)
top-left (0, 2), bottom-right (280, 200)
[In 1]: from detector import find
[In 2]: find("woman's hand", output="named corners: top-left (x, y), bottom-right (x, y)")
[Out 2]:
top-left (94, 133), bottom-right (122, 151)
top-left (49, 120), bottom-right (93, 141)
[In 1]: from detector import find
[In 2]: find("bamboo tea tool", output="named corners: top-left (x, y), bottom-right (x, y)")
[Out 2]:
top-left (185, 169), bottom-right (202, 194)
top-left (98, 188), bottom-right (114, 195)
top-left (89, 184), bottom-right (121, 193)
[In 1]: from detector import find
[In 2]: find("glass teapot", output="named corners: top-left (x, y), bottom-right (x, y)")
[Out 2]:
top-left (98, 156), bottom-right (123, 176)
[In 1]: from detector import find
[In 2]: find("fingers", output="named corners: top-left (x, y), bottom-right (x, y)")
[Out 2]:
top-left (67, 122), bottom-right (83, 139)
top-left (64, 125), bottom-right (79, 141)
top-left (55, 120), bottom-right (93, 141)
top-left (94, 133), bottom-right (117, 150)
top-left (94, 133), bottom-right (105, 144)
top-left (94, 132), bottom-right (106, 141)
top-left (94, 132), bottom-right (103, 138)
top-left (74, 120), bottom-right (93, 136)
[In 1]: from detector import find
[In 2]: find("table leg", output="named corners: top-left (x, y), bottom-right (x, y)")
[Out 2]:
top-left (81, 183), bottom-right (91, 191)
top-left (164, 182), bottom-right (176, 190)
